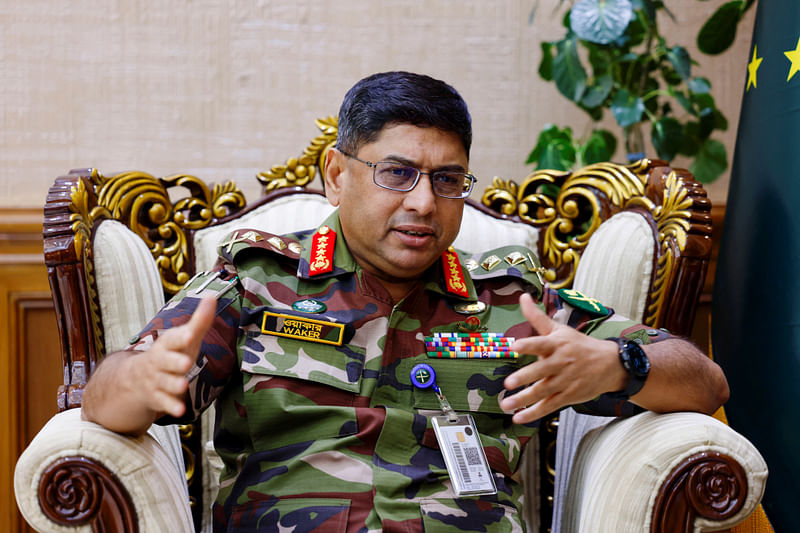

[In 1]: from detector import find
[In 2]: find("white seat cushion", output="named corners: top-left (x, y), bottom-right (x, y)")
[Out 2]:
top-left (193, 194), bottom-right (337, 272)
top-left (572, 212), bottom-right (655, 322)
top-left (94, 220), bottom-right (166, 353)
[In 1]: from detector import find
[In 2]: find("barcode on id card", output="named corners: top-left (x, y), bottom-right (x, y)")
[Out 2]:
top-left (453, 443), bottom-right (471, 482)
top-left (464, 446), bottom-right (482, 465)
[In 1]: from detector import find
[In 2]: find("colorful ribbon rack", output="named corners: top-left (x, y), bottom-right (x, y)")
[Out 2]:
top-left (424, 332), bottom-right (518, 359)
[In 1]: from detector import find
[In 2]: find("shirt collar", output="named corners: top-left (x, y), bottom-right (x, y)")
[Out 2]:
top-left (296, 210), bottom-right (477, 302)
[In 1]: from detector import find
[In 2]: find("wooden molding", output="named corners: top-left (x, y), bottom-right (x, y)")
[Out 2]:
top-left (651, 451), bottom-right (746, 533)
top-left (39, 456), bottom-right (138, 532)
top-left (1, 208), bottom-right (61, 533)
top-left (704, 203), bottom-right (726, 295)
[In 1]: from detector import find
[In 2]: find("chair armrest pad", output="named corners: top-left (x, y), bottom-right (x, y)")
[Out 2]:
top-left (15, 408), bottom-right (193, 533)
top-left (562, 411), bottom-right (768, 533)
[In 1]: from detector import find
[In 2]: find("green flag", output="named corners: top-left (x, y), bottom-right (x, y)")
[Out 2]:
top-left (712, 3), bottom-right (800, 530)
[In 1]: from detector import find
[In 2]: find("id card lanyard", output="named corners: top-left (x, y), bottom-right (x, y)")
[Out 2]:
top-left (410, 363), bottom-right (497, 497)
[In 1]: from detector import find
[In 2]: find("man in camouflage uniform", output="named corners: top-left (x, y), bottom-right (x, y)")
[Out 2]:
top-left (83, 71), bottom-right (729, 532)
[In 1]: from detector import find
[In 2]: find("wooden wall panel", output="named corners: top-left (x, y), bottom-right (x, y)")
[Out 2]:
top-left (0, 209), bottom-right (62, 533)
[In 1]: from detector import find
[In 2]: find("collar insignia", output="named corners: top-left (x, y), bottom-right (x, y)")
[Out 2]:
top-left (441, 247), bottom-right (470, 298)
top-left (308, 225), bottom-right (336, 276)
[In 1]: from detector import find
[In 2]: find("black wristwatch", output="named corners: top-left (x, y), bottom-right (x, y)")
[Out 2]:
top-left (605, 337), bottom-right (650, 400)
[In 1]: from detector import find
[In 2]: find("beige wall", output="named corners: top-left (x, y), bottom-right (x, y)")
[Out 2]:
top-left (1, 1), bottom-right (754, 208)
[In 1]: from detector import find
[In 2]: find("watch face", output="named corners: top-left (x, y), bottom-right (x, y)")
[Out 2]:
top-left (626, 341), bottom-right (651, 377)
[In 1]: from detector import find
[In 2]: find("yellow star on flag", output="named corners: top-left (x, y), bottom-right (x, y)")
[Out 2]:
top-left (784, 37), bottom-right (800, 82)
top-left (747, 45), bottom-right (763, 91)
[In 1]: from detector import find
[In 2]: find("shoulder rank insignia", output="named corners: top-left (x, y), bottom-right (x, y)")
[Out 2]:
top-left (308, 225), bottom-right (336, 276)
top-left (441, 246), bottom-right (470, 298)
top-left (219, 228), bottom-right (302, 263)
top-left (557, 288), bottom-right (609, 317)
top-left (221, 230), bottom-right (264, 253)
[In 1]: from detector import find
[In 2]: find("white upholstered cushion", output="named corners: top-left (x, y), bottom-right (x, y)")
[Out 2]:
top-left (454, 203), bottom-right (539, 252)
top-left (93, 220), bottom-right (166, 354)
top-left (552, 211), bottom-right (656, 532)
top-left (193, 196), bottom-right (538, 273)
top-left (14, 408), bottom-right (193, 533)
top-left (193, 194), bottom-right (337, 272)
top-left (572, 211), bottom-right (654, 322)
top-left (561, 411), bottom-right (768, 533)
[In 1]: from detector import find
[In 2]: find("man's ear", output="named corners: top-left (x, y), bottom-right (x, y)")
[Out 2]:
top-left (323, 147), bottom-right (345, 207)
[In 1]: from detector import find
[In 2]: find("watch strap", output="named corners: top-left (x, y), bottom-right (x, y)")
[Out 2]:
top-left (605, 336), bottom-right (649, 400)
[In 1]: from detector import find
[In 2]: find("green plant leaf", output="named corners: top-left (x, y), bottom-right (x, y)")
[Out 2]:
top-left (538, 142), bottom-right (577, 170)
top-left (631, 0), bottom-right (657, 22)
top-left (650, 117), bottom-right (683, 161)
top-left (613, 14), bottom-right (645, 48)
top-left (666, 46), bottom-right (691, 80)
top-left (713, 109), bottom-right (729, 131)
top-left (660, 65), bottom-right (683, 86)
top-left (527, 124), bottom-right (572, 162)
top-left (527, 125), bottom-right (577, 170)
top-left (697, 1), bottom-right (743, 55)
top-left (581, 129), bottom-right (618, 164)
top-left (553, 37), bottom-right (588, 102)
top-left (671, 88), bottom-right (693, 114)
top-left (539, 42), bottom-right (555, 81)
top-left (688, 76), bottom-right (711, 94)
top-left (615, 52), bottom-right (640, 63)
top-left (587, 44), bottom-right (612, 74)
top-left (570, 0), bottom-right (634, 45)
top-left (690, 139), bottom-right (727, 183)
top-left (581, 74), bottom-right (613, 108)
top-left (610, 90), bottom-right (645, 127)
top-left (692, 92), bottom-right (716, 117)
top-left (678, 121), bottom-right (701, 156)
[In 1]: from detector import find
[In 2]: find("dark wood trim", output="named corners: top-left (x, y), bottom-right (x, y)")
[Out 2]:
top-left (39, 456), bottom-right (138, 532)
top-left (651, 451), bottom-right (746, 533)
top-left (1, 211), bottom-right (59, 533)
top-left (704, 203), bottom-right (726, 295)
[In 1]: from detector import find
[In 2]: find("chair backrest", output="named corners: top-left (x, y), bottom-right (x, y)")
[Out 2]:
top-left (41, 118), bottom-right (711, 531)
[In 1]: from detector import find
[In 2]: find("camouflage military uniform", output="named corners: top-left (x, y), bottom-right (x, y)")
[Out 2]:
top-left (131, 211), bottom-right (667, 532)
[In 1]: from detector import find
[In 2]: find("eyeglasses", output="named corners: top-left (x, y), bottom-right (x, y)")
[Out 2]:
top-left (340, 151), bottom-right (477, 199)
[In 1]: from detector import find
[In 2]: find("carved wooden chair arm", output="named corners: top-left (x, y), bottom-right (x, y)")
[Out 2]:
top-left (15, 408), bottom-right (193, 533)
top-left (561, 411), bottom-right (768, 533)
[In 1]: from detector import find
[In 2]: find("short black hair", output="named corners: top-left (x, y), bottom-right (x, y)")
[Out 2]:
top-left (336, 71), bottom-right (472, 158)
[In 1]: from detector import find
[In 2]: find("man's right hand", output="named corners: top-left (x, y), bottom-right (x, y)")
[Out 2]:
top-left (81, 297), bottom-right (217, 435)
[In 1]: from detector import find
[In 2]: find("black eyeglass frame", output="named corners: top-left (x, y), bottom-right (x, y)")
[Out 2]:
top-left (339, 150), bottom-right (477, 199)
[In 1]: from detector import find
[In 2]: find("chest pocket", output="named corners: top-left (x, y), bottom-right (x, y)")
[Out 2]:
top-left (407, 357), bottom-right (523, 414)
top-left (238, 307), bottom-right (364, 448)
top-left (241, 307), bottom-right (363, 392)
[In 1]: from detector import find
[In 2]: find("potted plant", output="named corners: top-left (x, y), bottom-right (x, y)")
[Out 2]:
top-left (529, 0), bottom-right (754, 183)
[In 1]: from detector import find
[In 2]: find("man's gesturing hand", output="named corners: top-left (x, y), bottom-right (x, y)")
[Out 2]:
top-left (499, 293), bottom-right (626, 424)
top-left (134, 297), bottom-right (217, 418)
top-left (82, 296), bottom-right (217, 435)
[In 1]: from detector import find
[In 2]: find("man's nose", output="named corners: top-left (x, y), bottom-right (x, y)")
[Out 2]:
top-left (402, 173), bottom-right (438, 214)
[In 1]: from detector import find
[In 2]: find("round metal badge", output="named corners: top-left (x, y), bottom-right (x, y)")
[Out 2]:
top-left (291, 299), bottom-right (327, 314)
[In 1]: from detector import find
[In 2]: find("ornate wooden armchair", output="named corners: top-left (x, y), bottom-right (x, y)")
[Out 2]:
top-left (15, 118), bottom-right (766, 532)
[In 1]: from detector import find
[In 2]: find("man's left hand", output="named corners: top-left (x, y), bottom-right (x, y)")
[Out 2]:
top-left (499, 293), bottom-right (627, 424)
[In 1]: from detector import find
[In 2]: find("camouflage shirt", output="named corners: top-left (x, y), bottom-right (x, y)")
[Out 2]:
top-left (133, 211), bottom-right (667, 532)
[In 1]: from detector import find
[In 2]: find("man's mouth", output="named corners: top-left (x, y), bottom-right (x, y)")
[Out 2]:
top-left (398, 229), bottom-right (432, 237)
